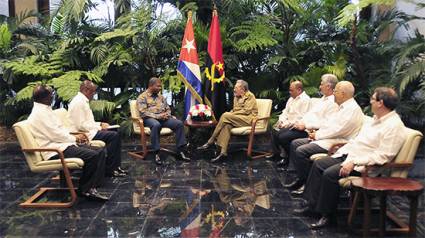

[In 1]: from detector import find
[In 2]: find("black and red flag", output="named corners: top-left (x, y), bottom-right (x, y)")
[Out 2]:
top-left (204, 9), bottom-right (227, 120)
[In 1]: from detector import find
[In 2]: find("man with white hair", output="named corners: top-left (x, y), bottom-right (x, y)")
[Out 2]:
top-left (296, 87), bottom-right (406, 229)
top-left (285, 81), bottom-right (364, 195)
top-left (268, 75), bottom-right (339, 169)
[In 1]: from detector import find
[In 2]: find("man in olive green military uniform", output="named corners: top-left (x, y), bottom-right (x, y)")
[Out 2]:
top-left (198, 79), bottom-right (258, 162)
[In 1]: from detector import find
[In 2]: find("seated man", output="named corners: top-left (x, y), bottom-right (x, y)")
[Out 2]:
top-left (27, 85), bottom-right (108, 201)
top-left (137, 77), bottom-right (190, 165)
top-left (268, 76), bottom-right (338, 168)
top-left (296, 87), bottom-right (406, 229)
top-left (197, 79), bottom-right (258, 162)
top-left (286, 81), bottom-right (364, 194)
top-left (68, 80), bottom-right (126, 177)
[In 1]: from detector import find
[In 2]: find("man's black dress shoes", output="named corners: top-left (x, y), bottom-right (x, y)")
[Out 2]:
top-left (117, 167), bottom-right (128, 174)
top-left (154, 154), bottom-right (163, 165)
top-left (106, 169), bottom-right (126, 177)
top-left (80, 188), bottom-right (109, 202)
top-left (293, 206), bottom-right (314, 216)
top-left (211, 153), bottom-right (226, 163)
top-left (310, 215), bottom-right (336, 229)
top-left (283, 179), bottom-right (304, 190)
top-left (291, 185), bottom-right (305, 196)
top-left (179, 151), bottom-right (191, 161)
top-left (197, 143), bottom-right (212, 150)
top-left (276, 158), bottom-right (289, 167)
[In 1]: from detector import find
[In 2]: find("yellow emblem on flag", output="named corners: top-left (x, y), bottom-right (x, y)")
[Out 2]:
top-left (205, 63), bottom-right (225, 91)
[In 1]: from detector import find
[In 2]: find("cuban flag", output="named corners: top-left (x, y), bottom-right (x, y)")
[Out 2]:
top-left (177, 11), bottom-right (203, 120)
top-left (179, 188), bottom-right (202, 237)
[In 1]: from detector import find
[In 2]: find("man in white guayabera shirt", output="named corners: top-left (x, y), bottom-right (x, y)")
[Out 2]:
top-left (295, 87), bottom-right (406, 230)
top-left (268, 81), bottom-right (310, 167)
top-left (285, 81), bottom-right (364, 194)
top-left (68, 80), bottom-right (126, 178)
top-left (269, 74), bottom-right (339, 169)
top-left (27, 85), bottom-right (108, 201)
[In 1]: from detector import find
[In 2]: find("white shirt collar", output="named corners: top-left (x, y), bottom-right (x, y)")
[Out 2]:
top-left (33, 102), bottom-right (51, 110)
top-left (373, 110), bottom-right (397, 123)
top-left (77, 92), bottom-right (90, 102)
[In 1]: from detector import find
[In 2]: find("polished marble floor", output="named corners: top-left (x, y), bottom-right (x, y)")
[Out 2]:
top-left (0, 144), bottom-right (424, 237)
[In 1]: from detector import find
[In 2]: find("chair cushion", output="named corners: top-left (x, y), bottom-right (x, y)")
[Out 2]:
top-left (338, 176), bottom-right (359, 188)
top-left (33, 158), bottom-right (84, 172)
top-left (133, 126), bottom-right (173, 135)
top-left (310, 153), bottom-right (328, 161)
top-left (90, 140), bottom-right (106, 147)
top-left (231, 126), bottom-right (267, 135)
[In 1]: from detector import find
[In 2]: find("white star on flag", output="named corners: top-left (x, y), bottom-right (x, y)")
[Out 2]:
top-left (183, 38), bottom-right (196, 54)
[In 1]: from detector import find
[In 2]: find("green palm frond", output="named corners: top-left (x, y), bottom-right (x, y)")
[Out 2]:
top-left (393, 36), bottom-right (425, 73)
top-left (116, 4), bottom-right (152, 31)
top-left (336, 0), bottom-right (395, 27)
top-left (51, 70), bottom-right (103, 101)
top-left (90, 45), bottom-right (108, 65)
top-left (277, 0), bottom-right (303, 14)
top-left (90, 100), bottom-right (116, 119)
top-left (258, 88), bottom-right (285, 100)
top-left (324, 54), bottom-right (347, 80)
top-left (94, 28), bottom-right (137, 42)
top-left (93, 45), bottom-right (132, 76)
top-left (0, 24), bottom-right (12, 52)
top-left (51, 73), bottom-right (82, 101)
top-left (50, 12), bottom-right (64, 35)
top-left (398, 59), bottom-right (425, 95)
top-left (14, 82), bottom-right (41, 102)
top-left (61, 0), bottom-right (90, 26)
top-left (2, 57), bottom-right (61, 79)
top-left (231, 15), bottom-right (281, 52)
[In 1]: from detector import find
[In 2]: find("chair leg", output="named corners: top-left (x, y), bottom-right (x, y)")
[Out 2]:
top-left (408, 195), bottom-right (418, 237)
top-left (348, 191), bottom-right (360, 228)
top-left (128, 131), bottom-right (149, 159)
top-left (20, 167), bottom-right (77, 208)
top-left (245, 131), bottom-right (269, 159)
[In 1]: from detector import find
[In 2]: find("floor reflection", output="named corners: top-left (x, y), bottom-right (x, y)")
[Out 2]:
top-left (0, 147), bottom-right (424, 237)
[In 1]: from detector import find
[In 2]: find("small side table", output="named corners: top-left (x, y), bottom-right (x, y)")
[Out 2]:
top-left (350, 177), bottom-right (424, 237)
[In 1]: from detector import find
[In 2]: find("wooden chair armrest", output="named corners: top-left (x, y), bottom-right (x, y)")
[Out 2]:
top-left (251, 116), bottom-right (271, 126)
top-left (130, 117), bottom-right (145, 134)
top-left (327, 143), bottom-right (347, 155)
top-left (250, 116), bottom-right (271, 134)
top-left (363, 162), bottom-right (413, 175)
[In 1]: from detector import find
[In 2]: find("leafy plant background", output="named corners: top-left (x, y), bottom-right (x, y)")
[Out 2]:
top-left (0, 0), bottom-right (424, 134)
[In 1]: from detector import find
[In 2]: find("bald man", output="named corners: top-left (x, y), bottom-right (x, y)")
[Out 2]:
top-left (268, 81), bottom-right (311, 166)
top-left (297, 87), bottom-right (406, 229)
top-left (285, 81), bottom-right (364, 194)
top-left (68, 80), bottom-right (126, 177)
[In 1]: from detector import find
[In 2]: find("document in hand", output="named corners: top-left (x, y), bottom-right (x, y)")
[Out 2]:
top-left (107, 125), bottom-right (120, 129)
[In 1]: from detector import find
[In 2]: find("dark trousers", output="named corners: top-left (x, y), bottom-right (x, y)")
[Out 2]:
top-left (51, 145), bottom-right (106, 194)
top-left (270, 128), bottom-right (308, 156)
top-left (143, 117), bottom-right (186, 151)
top-left (303, 156), bottom-right (361, 215)
top-left (93, 130), bottom-right (121, 174)
top-left (291, 138), bottom-right (328, 182)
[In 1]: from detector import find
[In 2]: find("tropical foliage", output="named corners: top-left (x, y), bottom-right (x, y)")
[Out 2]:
top-left (0, 0), bottom-right (424, 132)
